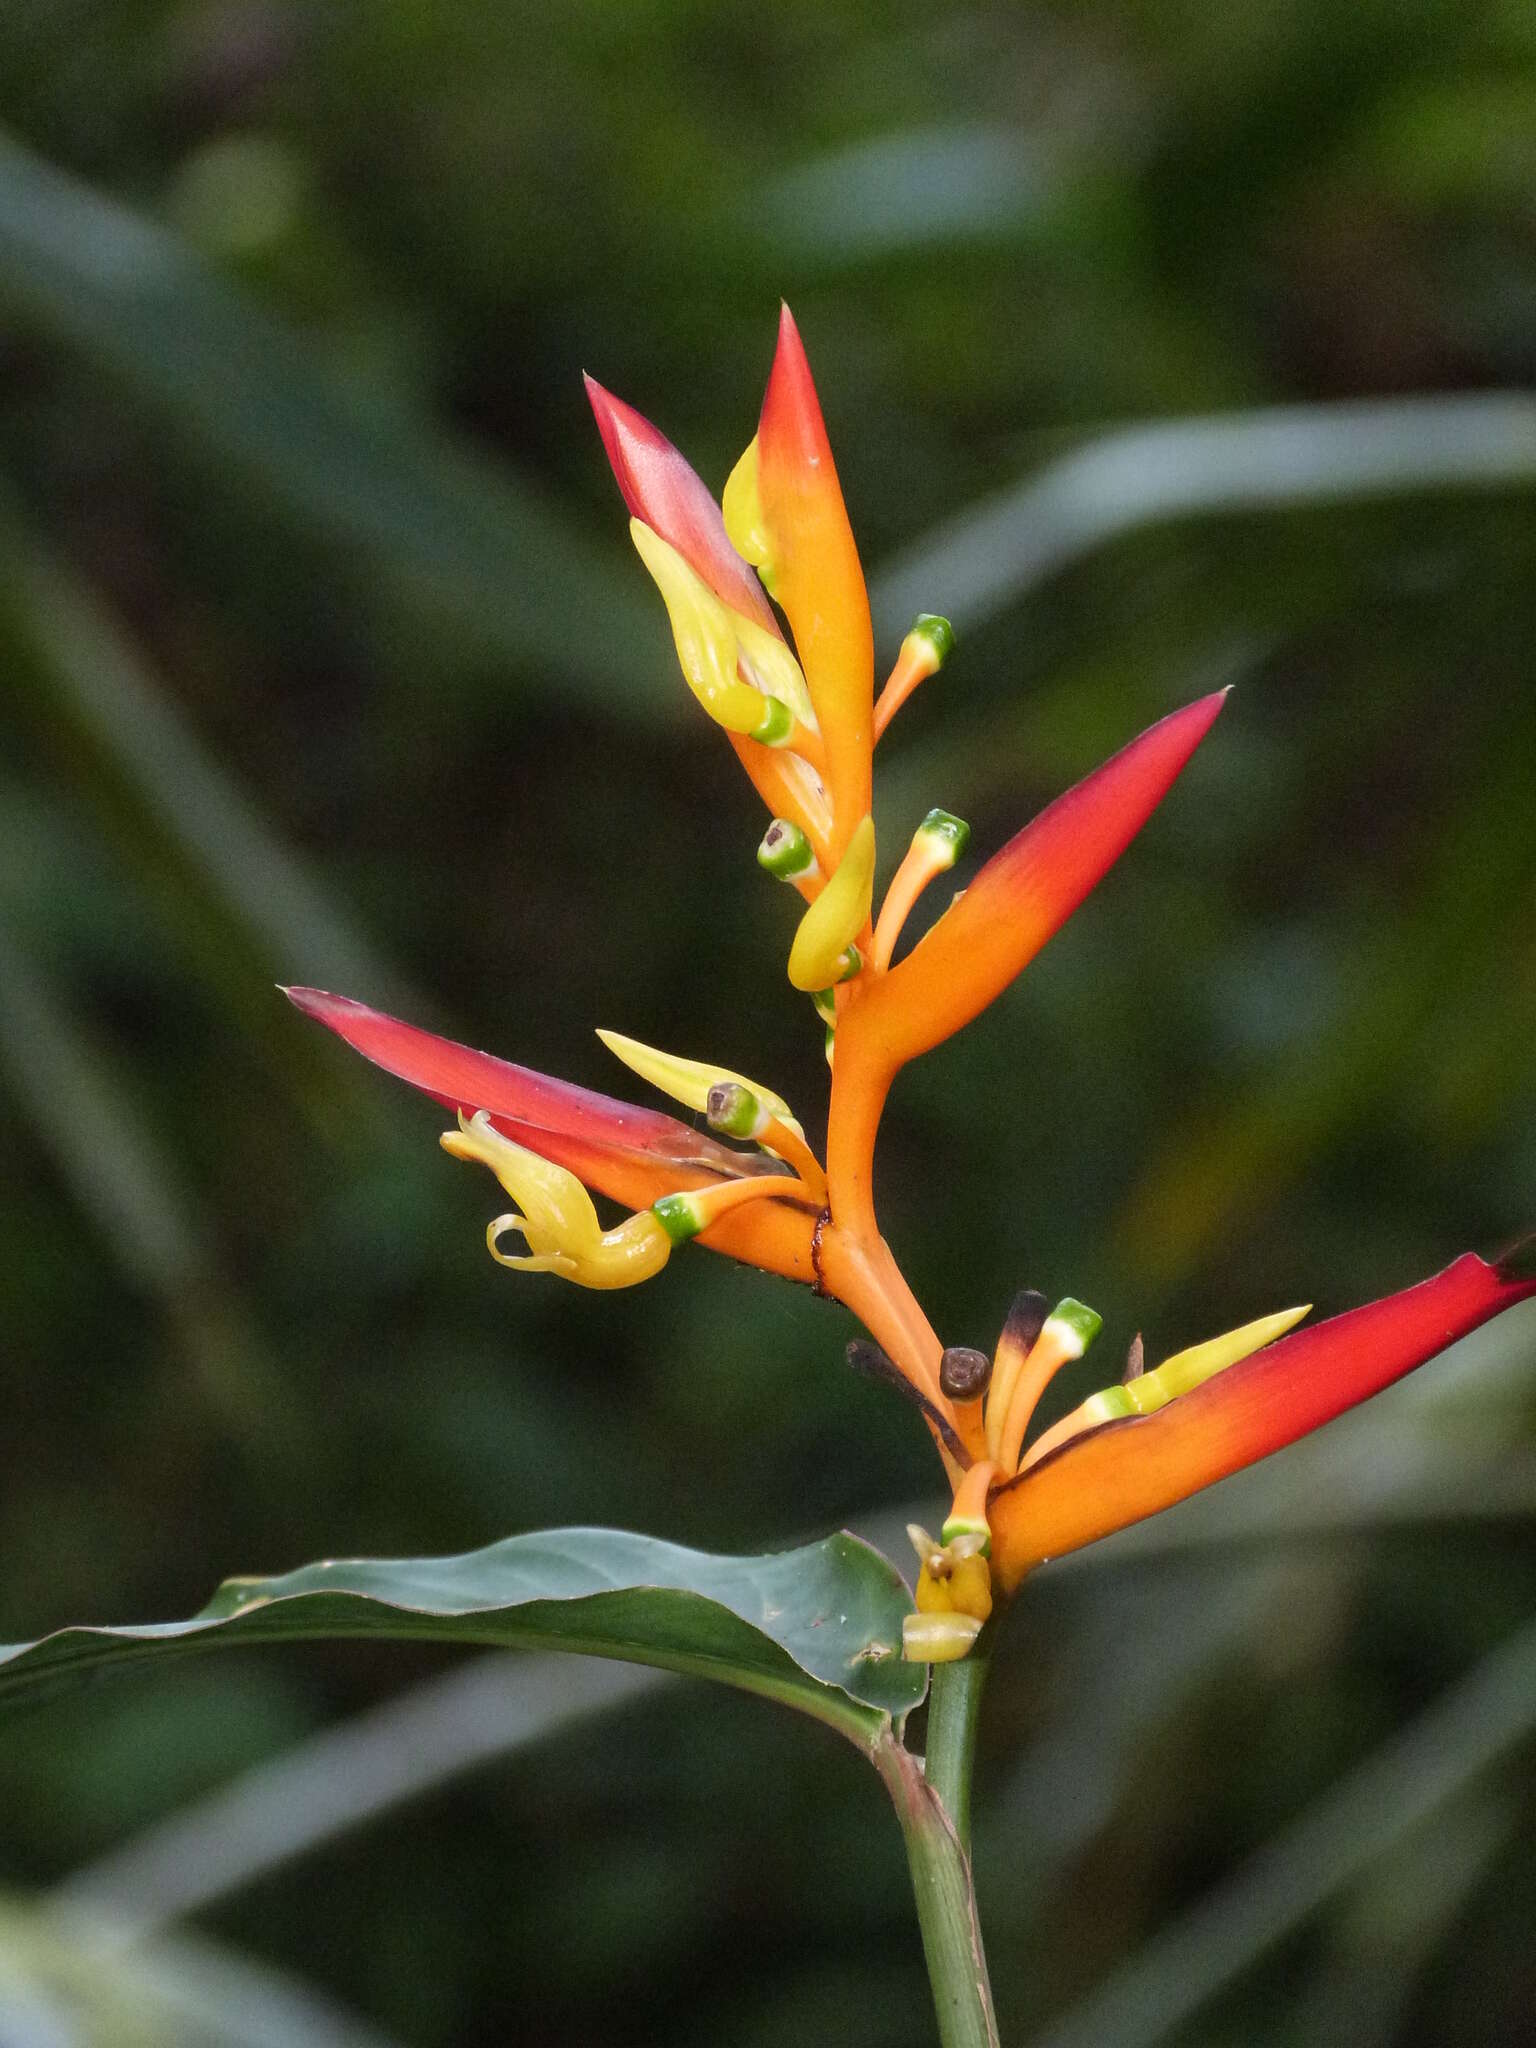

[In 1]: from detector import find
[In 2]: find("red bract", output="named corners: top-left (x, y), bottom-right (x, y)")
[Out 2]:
top-left (989, 1251), bottom-right (1535, 1587)
top-left (283, 988), bottom-right (818, 1283)
top-left (583, 376), bottom-right (778, 632)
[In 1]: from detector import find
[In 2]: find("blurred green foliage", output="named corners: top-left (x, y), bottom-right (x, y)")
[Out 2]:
top-left (2, 2), bottom-right (1534, 2043)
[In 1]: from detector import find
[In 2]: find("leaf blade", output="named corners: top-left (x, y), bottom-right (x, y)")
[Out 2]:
top-left (0, 1528), bottom-right (922, 1746)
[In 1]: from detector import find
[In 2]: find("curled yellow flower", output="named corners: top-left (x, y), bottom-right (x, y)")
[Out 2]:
top-left (441, 1112), bottom-right (672, 1291)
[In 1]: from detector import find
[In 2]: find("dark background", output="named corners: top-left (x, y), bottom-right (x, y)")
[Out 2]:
top-left (2, 3), bottom-right (1535, 2043)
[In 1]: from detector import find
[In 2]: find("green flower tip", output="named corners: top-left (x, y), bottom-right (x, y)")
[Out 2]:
top-left (756, 817), bottom-right (816, 881)
top-left (910, 612), bottom-right (955, 667)
top-left (917, 807), bottom-right (970, 865)
top-left (651, 1192), bottom-right (705, 1245)
top-left (752, 695), bottom-right (794, 747)
top-left (939, 1510), bottom-right (991, 1555)
top-left (832, 945), bottom-right (862, 984)
top-left (1046, 1297), bottom-right (1103, 1358)
top-left (705, 1080), bottom-right (763, 1139)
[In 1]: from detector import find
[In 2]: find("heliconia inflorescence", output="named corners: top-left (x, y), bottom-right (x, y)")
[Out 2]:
top-left (289, 309), bottom-right (1536, 1657)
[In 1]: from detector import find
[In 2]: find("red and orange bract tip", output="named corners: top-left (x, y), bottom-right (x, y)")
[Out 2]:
top-left (756, 307), bottom-right (873, 853)
top-left (585, 376), bottom-right (832, 854)
top-left (987, 1250), bottom-right (1536, 1589)
top-left (284, 987), bottom-right (818, 1283)
top-left (869, 689), bottom-right (1229, 1070)
top-left (825, 690), bottom-right (1228, 1223)
top-left (584, 376), bottom-right (778, 633)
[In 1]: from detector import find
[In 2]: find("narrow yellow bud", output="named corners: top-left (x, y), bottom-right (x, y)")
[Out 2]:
top-left (736, 614), bottom-right (815, 728)
top-left (1019, 1304), bottom-right (1313, 1469)
top-left (722, 435), bottom-right (776, 591)
top-left (441, 1112), bottom-right (671, 1290)
top-left (1152, 1305), bottom-right (1312, 1398)
top-left (630, 520), bottom-right (787, 742)
top-left (787, 814), bottom-right (875, 992)
top-left (596, 1028), bottom-right (803, 1136)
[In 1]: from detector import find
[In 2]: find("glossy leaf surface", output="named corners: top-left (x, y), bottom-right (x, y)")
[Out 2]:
top-left (0, 1528), bottom-right (923, 1748)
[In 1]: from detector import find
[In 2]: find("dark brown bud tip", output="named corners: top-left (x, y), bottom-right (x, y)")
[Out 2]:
top-left (939, 1345), bottom-right (992, 1402)
top-left (1000, 1288), bottom-right (1049, 1361)
top-left (1122, 1331), bottom-right (1145, 1382)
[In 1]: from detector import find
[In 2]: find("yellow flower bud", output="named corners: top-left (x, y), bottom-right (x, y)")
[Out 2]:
top-left (722, 434), bottom-right (776, 592)
top-left (595, 1029), bottom-right (802, 1135)
top-left (787, 815), bottom-right (875, 992)
top-left (629, 520), bottom-right (797, 744)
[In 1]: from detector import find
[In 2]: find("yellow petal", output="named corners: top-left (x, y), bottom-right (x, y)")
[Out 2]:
top-left (787, 814), bottom-right (875, 992)
top-left (722, 434), bottom-right (775, 589)
top-left (1151, 1305), bottom-right (1312, 1401)
top-left (736, 612), bottom-right (815, 727)
top-left (1019, 1304), bottom-right (1313, 1468)
top-left (629, 519), bottom-right (775, 738)
top-left (443, 1114), bottom-right (602, 1253)
top-left (595, 1029), bottom-right (802, 1136)
top-left (442, 1113), bottom-right (672, 1290)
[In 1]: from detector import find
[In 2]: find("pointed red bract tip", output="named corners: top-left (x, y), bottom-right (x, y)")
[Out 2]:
top-left (285, 987), bottom-right (750, 1173)
top-left (755, 306), bottom-right (873, 845)
top-left (861, 689), bottom-right (1230, 1071)
top-left (759, 304), bottom-right (834, 486)
top-left (583, 374), bottom-right (777, 632)
top-left (285, 986), bottom-right (818, 1282)
top-left (989, 1249), bottom-right (1536, 1585)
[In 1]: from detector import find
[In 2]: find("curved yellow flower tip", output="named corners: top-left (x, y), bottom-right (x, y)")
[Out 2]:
top-left (1020, 1303), bottom-right (1312, 1470)
top-left (595, 1028), bottom-right (803, 1137)
top-left (722, 434), bottom-right (776, 594)
top-left (788, 813), bottom-right (875, 991)
top-left (441, 1112), bottom-right (672, 1290)
top-left (629, 519), bottom-right (800, 746)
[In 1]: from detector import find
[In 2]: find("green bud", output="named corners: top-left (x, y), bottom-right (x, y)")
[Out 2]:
top-left (909, 613), bottom-right (955, 668)
top-left (651, 1192), bottom-right (705, 1245)
top-left (752, 694), bottom-right (794, 747)
top-left (1043, 1297), bottom-right (1103, 1359)
top-left (831, 945), bottom-right (862, 983)
top-left (705, 1080), bottom-right (764, 1139)
top-left (916, 807), bottom-right (970, 866)
top-left (811, 987), bottom-right (838, 1023)
top-left (757, 817), bottom-right (817, 881)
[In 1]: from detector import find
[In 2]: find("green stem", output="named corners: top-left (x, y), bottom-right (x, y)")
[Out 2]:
top-left (876, 1646), bottom-right (999, 2048)
top-left (923, 1643), bottom-right (990, 1853)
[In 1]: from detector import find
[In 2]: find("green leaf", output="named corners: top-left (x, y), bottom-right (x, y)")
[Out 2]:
top-left (0, 1528), bottom-right (922, 1748)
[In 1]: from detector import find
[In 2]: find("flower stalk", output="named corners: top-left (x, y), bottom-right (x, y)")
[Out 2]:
top-left (877, 1649), bottom-right (1000, 2048)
